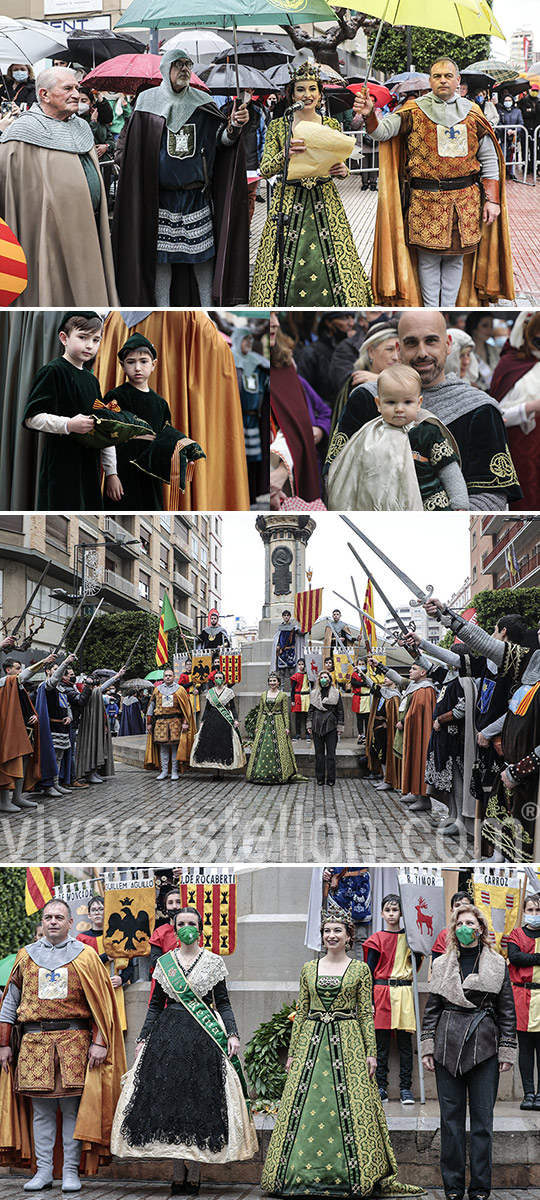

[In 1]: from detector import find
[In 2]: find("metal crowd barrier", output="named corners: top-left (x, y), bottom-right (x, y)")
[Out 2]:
top-left (533, 126), bottom-right (540, 186)
top-left (494, 123), bottom-right (531, 182)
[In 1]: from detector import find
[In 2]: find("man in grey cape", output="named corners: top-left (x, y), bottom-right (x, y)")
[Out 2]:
top-left (0, 67), bottom-right (118, 306)
top-left (75, 668), bottom-right (125, 785)
top-left (326, 311), bottom-right (522, 511)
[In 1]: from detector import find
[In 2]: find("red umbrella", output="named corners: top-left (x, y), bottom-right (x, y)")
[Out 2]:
top-left (82, 53), bottom-right (208, 94)
top-left (348, 80), bottom-right (392, 107)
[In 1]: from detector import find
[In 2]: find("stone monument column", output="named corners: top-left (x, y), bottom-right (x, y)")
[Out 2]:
top-left (255, 514), bottom-right (316, 621)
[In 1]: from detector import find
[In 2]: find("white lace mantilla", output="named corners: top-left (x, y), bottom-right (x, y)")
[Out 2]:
top-left (154, 947), bottom-right (228, 1001)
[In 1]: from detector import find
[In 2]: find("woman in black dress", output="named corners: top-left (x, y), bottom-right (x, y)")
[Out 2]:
top-left (190, 671), bottom-right (246, 775)
top-left (111, 907), bottom-right (257, 1194)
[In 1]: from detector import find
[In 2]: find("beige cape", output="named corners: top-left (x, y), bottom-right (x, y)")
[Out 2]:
top-left (0, 141), bottom-right (118, 305)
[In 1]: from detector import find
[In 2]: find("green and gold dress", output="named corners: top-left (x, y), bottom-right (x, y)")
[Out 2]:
top-left (250, 116), bottom-right (373, 307)
top-left (246, 691), bottom-right (306, 784)
top-left (262, 960), bottom-right (423, 1197)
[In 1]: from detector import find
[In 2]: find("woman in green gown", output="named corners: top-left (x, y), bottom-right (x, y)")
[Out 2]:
top-left (262, 914), bottom-right (424, 1198)
top-left (246, 673), bottom-right (306, 784)
top-left (250, 62), bottom-right (373, 307)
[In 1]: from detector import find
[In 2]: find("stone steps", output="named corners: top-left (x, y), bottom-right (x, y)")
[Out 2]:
top-left (114, 735), bottom-right (368, 778)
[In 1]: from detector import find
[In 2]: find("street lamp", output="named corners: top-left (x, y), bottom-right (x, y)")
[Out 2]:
top-left (54, 533), bottom-right (139, 673)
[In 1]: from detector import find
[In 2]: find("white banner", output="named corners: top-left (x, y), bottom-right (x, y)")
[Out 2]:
top-left (398, 871), bottom-right (446, 956)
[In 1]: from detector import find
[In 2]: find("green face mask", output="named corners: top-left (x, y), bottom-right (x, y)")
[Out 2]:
top-left (177, 925), bottom-right (199, 945)
top-left (456, 924), bottom-right (478, 946)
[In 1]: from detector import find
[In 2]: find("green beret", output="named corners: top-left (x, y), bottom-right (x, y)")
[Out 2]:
top-left (69, 410), bottom-right (155, 450)
top-left (57, 311), bottom-right (102, 334)
top-left (118, 333), bottom-right (157, 361)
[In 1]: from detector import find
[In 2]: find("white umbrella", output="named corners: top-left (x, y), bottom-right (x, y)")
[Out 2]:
top-left (0, 16), bottom-right (69, 67)
top-left (160, 29), bottom-right (231, 60)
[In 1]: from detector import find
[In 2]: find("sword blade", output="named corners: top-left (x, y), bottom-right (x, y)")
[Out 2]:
top-left (53, 595), bottom-right (86, 656)
top-left (346, 543), bottom-right (420, 659)
top-left (10, 559), bottom-right (53, 640)
top-left (333, 590), bottom-right (397, 643)
top-left (340, 515), bottom-right (430, 603)
top-left (350, 576), bottom-right (371, 651)
top-left (71, 598), bottom-right (104, 658)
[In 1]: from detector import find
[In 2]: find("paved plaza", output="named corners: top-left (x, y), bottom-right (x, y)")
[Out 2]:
top-left (250, 175), bottom-right (540, 304)
top-left (0, 760), bottom-right (471, 863)
top-left (0, 1182), bottom-right (538, 1200)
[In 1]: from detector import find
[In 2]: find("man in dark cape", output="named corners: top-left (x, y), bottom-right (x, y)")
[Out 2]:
top-left (112, 49), bottom-right (249, 306)
top-left (76, 669), bottom-right (125, 783)
top-left (196, 609), bottom-right (230, 653)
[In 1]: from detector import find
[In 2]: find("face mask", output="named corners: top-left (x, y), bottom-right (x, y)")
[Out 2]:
top-left (13, 70), bottom-right (29, 82)
top-left (456, 923), bottom-right (478, 946)
top-left (525, 913), bottom-right (540, 929)
top-left (319, 675), bottom-right (331, 688)
top-left (494, 336), bottom-right (507, 347)
top-left (475, 94), bottom-right (484, 104)
top-left (503, 100), bottom-right (513, 110)
top-left (177, 924), bottom-right (199, 945)
top-left (78, 102), bottom-right (90, 113)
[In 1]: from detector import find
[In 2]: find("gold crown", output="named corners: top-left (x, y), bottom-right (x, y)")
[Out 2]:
top-left (288, 59), bottom-right (322, 84)
top-left (321, 903), bottom-right (354, 925)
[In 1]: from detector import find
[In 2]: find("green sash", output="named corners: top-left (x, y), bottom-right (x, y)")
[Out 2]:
top-left (156, 950), bottom-right (252, 1111)
top-left (207, 688), bottom-right (235, 729)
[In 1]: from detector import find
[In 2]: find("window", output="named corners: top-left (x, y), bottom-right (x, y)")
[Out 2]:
top-left (27, 582), bottom-right (70, 622)
top-left (191, 604), bottom-right (198, 625)
top-left (160, 543), bottom-right (169, 570)
top-left (160, 584), bottom-right (166, 605)
top-left (191, 534), bottom-right (199, 560)
top-left (200, 579), bottom-right (207, 604)
top-left (472, 566), bottom-right (477, 583)
top-left (139, 571), bottom-right (150, 600)
top-left (0, 567), bottom-right (3, 607)
top-left (214, 517), bottom-right (220, 535)
top-left (200, 546), bottom-right (208, 568)
top-left (200, 517), bottom-right (208, 538)
top-left (140, 532), bottom-right (150, 556)
top-left (471, 531), bottom-right (477, 549)
top-left (191, 571), bottom-right (199, 591)
top-left (213, 542), bottom-right (220, 566)
top-left (214, 572), bottom-right (219, 590)
top-left (45, 515), bottom-right (69, 550)
top-left (0, 515), bottom-right (23, 533)
top-left (160, 513), bottom-right (171, 531)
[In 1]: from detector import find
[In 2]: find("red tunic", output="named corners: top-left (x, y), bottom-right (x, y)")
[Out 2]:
top-left (351, 670), bottom-right (369, 715)
top-left (290, 671), bottom-right (310, 714)
top-left (507, 926), bottom-right (540, 1032)
top-left (363, 929), bottom-right (415, 1031)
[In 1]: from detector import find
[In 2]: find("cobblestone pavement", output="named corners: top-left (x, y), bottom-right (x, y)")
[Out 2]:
top-left (0, 762), bottom-right (469, 863)
top-left (0, 1182), bottom-right (538, 1200)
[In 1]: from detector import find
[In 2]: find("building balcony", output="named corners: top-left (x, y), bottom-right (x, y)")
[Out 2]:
top-left (497, 549), bottom-right (540, 590)
top-left (103, 518), bottom-right (140, 558)
top-left (173, 571), bottom-right (194, 597)
top-left (481, 519), bottom-right (538, 573)
top-left (102, 570), bottom-right (140, 608)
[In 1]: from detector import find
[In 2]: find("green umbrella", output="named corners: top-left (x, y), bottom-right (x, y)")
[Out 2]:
top-left (0, 953), bottom-right (17, 987)
top-left (145, 669), bottom-right (165, 681)
top-left (116, 0), bottom-right (338, 92)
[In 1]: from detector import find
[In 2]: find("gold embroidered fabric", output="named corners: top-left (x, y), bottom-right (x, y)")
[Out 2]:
top-left (405, 108), bottom-right (483, 251)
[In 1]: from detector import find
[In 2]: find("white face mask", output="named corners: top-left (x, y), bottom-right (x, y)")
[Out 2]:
top-left (503, 99), bottom-right (513, 110)
top-left (78, 101), bottom-right (90, 114)
top-left (12, 69), bottom-right (28, 82)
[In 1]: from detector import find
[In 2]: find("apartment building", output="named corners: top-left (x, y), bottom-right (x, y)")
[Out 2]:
top-left (469, 516), bottom-right (540, 598)
top-left (0, 512), bottom-right (221, 657)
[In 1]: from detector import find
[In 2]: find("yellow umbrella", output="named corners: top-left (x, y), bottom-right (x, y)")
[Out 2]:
top-left (331, 0), bottom-right (506, 84)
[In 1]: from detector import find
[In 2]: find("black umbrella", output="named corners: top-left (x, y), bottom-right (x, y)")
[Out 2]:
top-left (199, 61), bottom-right (275, 94)
top-left (214, 35), bottom-right (294, 70)
top-left (67, 29), bottom-right (147, 70)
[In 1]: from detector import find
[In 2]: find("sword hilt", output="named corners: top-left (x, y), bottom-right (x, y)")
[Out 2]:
top-left (409, 584), bottom-right (434, 609)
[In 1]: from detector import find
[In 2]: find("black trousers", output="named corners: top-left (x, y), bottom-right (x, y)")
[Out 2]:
top-left (375, 1027), bottom-right (413, 1091)
top-left (518, 1029), bottom-right (540, 1094)
top-left (312, 728), bottom-right (338, 784)
top-left (435, 1053), bottom-right (499, 1198)
top-left (356, 712), bottom-right (368, 737)
top-left (294, 712), bottom-right (308, 738)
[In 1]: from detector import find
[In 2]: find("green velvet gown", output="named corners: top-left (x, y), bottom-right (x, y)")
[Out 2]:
top-left (262, 960), bottom-right (423, 1198)
top-left (246, 691), bottom-right (306, 784)
top-left (250, 116), bottom-right (373, 307)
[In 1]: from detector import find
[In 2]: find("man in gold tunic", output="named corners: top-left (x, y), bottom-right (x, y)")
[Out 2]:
top-left (145, 665), bottom-right (196, 779)
top-left (0, 899), bottom-right (125, 1192)
top-left (355, 58), bottom-right (514, 307)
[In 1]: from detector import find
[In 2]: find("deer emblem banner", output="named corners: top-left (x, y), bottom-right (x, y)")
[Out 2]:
top-left (398, 871), bottom-right (446, 956)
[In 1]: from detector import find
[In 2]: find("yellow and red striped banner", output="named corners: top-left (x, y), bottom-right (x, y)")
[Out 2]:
top-left (295, 587), bottom-right (323, 634)
top-left (220, 654), bottom-right (242, 684)
top-left (0, 218), bottom-right (27, 306)
top-left (180, 880), bottom-right (236, 955)
top-left (156, 616), bottom-right (168, 667)
top-left (363, 580), bottom-right (376, 647)
top-left (25, 867), bottom-right (55, 915)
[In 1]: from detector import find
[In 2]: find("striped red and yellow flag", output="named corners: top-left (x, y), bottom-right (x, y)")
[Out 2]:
top-left (25, 867), bottom-right (55, 915)
top-left (180, 880), bottom-right (236, 955)
top-left (156, 590), bottom-right (178, 667)
top-left (0, 218), bottom-right (27, 306)
top-left (295, 587), bottom-right (323, 633)
top-left (363, 579), bottom-right (376, 647)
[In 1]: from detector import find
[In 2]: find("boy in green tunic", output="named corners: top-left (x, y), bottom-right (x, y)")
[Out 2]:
top-left (103, 333), bottom-right (171, 511)
top-left (23, 312), bottom-right (123, 510)
top-left (103, 332), bottom-right (206, 511)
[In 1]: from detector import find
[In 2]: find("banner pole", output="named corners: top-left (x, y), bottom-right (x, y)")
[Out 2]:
top-left (410, 949), bottom-right (425, 1105)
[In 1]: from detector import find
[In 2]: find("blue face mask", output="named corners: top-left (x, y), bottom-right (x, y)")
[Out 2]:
top-left (525, 913), bottom-right (540, 929)
top-left (475, 94), bottom-right (484, 104)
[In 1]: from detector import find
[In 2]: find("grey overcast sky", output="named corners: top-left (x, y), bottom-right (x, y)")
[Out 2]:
top-left (492, 0), bottom-right (540, 45)
top-left (220, 513), bottom-right (471, 630)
